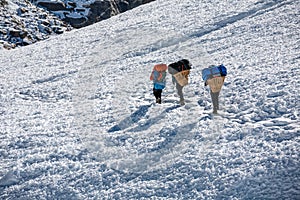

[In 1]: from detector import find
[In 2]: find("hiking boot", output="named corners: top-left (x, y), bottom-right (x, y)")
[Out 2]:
top-left (156, 98), bottom-right (161, 104)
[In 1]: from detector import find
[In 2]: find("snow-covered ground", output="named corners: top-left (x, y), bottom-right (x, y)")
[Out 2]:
top-left (0, 0), bottom-right (299, 199)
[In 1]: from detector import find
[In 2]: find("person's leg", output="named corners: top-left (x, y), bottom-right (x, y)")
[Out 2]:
top-left (153, 88), bottom-right (162, 103)
top-left (216, 92), bottom-right (220, 110)
top-left (153, 88), bottom-right (159, 99)
top-left (176, 83), bottom-right (185, 105)
top-left (157, 89), bottom-right (162, 103)
top-left (210, 91), bottom-right (220, 113)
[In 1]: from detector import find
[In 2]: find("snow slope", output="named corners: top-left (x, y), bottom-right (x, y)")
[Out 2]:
top-left (0, 0), bottom-right (299, 199)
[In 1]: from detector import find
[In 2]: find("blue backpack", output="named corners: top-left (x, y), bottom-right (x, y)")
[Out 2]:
top-left (202, 64), bottom-right (227, 81)
top-left (218, 64), bottom-right (227, 76)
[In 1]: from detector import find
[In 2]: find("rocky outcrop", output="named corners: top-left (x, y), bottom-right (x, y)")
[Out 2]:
top-left (0, 0), bottom-right (155, 49)
top-left (0, 0), bottom-right (71, 50)
top-left (33, 0), bottom-right (155, 28)
top-left (37, 1), bottom-right (66, 11)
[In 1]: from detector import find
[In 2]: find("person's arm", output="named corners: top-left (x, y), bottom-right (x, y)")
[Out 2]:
top-left (150, 71), bottom-right (154, 80)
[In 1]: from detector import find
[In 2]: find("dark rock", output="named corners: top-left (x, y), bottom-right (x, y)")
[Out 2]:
top-left (66, 1), bottom-right (76, 9)
top-left (34, 0), bottom-right (156, 29)
top-left (89, 0), bottom-right (119, 20)
top-left (9, 28), bottom-right (22, 37)
top-left (38, 24), bottom-right (52, 34)
top-left (1, 0), bottom-right (156, 49)
top-left (37, 1), bottom-right (66, 11)
top-left (52, 26), bottom-right (64, 34)
top-left (40, 19), bottom-right (50, 26)
top-left (0, 0), bottom-right (8, 7)
top-left (64, 15), bottom-right (87, 28)
top-left (19, 30), bottom-right (27, 38)
top-left (17, 7), bottom-right (28, 14)
top-left (0, 29), bottom-right (7, 35)
top-left (127, 0), bottom-right (155, 9)
top-left (118, 1), bottom-right (130, 12)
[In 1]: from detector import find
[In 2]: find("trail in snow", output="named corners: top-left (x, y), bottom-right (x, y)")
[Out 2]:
top-left (0, 0), bottom-right (299, 199)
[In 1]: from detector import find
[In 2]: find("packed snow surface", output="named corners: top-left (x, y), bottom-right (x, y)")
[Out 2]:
top-left (0, 0), bottom-right (299, 199)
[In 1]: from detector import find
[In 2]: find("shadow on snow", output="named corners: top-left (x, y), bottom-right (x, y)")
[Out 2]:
top-left (108, 104), bottom-right (181, 133)
top-left (108, 104), bottom-right (152, 133)
top-left (128, 104), bottom-right (181, 132)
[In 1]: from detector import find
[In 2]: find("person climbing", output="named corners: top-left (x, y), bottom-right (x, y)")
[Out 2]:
top-left (202, 64), bottom-right (227, 114)
top-left (150, 63), bottom-right (168, 104)
top-left (168, 59), bottom-right (192, 105)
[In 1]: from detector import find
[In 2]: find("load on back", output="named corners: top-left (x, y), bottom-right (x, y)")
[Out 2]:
top-left (202, 64), bottom-right (226, 93)
top-left (168, 59), bottom-right (192, 86)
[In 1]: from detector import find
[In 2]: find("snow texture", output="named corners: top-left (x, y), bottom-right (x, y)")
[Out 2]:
top-left (0, 0), bottom-right (299, 199)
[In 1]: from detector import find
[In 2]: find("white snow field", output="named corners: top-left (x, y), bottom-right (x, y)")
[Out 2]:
top-left (0, 0), bottom-right (299, 199)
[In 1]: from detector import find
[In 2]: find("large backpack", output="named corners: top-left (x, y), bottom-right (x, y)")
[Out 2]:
top-left (202, 64), bottom-right (227, 81)
top-left (150, 64), bottom-right (167, 89)
top-left (218, 64), bottom-right (227, 76)
top-left (206, 76), bottom-right (225, 93)
top-left (168, 59), bottom-right (192, 86)
top-left (169, 59), bottom-right (192, 72)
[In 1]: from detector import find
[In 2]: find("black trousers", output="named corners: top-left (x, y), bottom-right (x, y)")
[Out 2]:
top-left (153, 88), bottom-right (162, 103)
